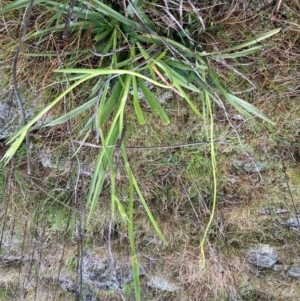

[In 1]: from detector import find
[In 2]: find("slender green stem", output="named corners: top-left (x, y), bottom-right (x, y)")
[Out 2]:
top-left (199, 90), bottom-right (217, 269)
top-left (123, 148), bottom-right (140, 301)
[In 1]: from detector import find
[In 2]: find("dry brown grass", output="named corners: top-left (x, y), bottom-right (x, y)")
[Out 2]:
top-left (1, 1), bottom-right (300, 300)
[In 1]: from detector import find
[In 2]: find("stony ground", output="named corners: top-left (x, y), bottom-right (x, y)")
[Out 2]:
top-left (1, 1), bottom-right (300, 300)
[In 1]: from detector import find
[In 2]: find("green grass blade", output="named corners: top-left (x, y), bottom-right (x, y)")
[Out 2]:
top-left (214, 45), bottom-right (264, 59)
top-left (0, 0), bottom-right (43, 14)
top-left (98, 78), bottom-right (123, 126)
top-left (52, 2), bottom-right (100, 20)
top-left (55, 69), bottom-right (172, 89)
top-left (223, 91), bottom-right (275, 124)
top-left (2, 73), bottom-right (95, 165)
top-left (132, 254), bottom-right (140, 300)
top-left (132, 75), bottom-right (145, 124)
top-left (126, 154), bottom-right (140, 300)
top-left (174, 82), bottom-right (203, 119)
top-left (114, 195), bottom-right (128, 222)
top-left (208, 70), bottom-right (275, 124)
top-left (87, 164), bottom-right (106, 221)
top-left (94, 26), bottom-right (113, 42)
top-left (82, 0), bottom-right (136, 27)
top-left (87, 125), bottom-right (120, 222)
top-left (165, 57), bottom-right (207, 71)
top-left (126, 0), bottom-right (155, 30)
top-left (199, 90), bottom-right (217, 268)
top-left (125, 162), bottom-right (167, 245)
top-left (161, 64), bottom-right (200, 93)
top-left (137, 77), bottom-right (170, 124)
top-left (137, 34), bottom-right (196, 58)
top-left (205, 28), bottom-right (282, 55)
top-left (44, 96), bottom-right (97, 127)
top-left (123, 147), bottom-right (140, 300)
top-left (29, 21), bottom-right (94, 39)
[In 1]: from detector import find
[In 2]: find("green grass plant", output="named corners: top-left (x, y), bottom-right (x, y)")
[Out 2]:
top-left (0, 0), bottom-right (284, 299)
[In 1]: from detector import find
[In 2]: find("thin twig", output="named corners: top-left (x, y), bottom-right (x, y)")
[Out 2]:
top-left (72, 139), bottom-right (234, 150)
top-left (13, 0), bottom-right (35, 175)
top-left (282, 156), bottom-right (300, 234)
top-left (178, 0), bottom-right (183, 26)
top-left (276, 0), bottom-right (284, 11)
top-left (187, 0), bottom-right (206, 32)
top-left (33, 229), bottom-right (45, 301)
top-left (62, 0), bottom-right (77, 40)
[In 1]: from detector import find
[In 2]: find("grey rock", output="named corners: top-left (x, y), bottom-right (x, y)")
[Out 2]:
top-left (288, 260), bottom-right (300, 277)
top-left (81, 251), bottom-right (146, 290)
top-left (247, 245), bottom-right (278, 268)
top-left (147, 276), bottom-right (180, 292)
top-left (58, 276), bottom-right (100, 301)
top-left (36, 147), bottom-right (96, 177)
top-left (273, 264), bottom-right (284, 272)
top-left (57, 251), bottom-right (147, 299)
top-left (0, 98), bottom-right (23, 139)
top-left (233, 160), bottom-right (266, 174)
top-left (280, 216), bottom-right (300, 231)
top-left (0, 252), bottom-right (23, 265)
top-left (0, 92), bottom-right (52, 139)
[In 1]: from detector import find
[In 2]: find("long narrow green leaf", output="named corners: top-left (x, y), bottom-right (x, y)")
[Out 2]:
top-left (132, 254), bottom-right (140, 301)
top-left (208, 70), bottom-right (275, 124)
top-left (98, 79), bottom-right (123, 126)
top-left (125, 162), bottom-right (167, 245)
top-left (82, 0), bottom-right (136, 27)
top-left (28, 21), bottom-right (93, 39)
top-left (114, 195), bottom-right (128, 222)
top-left (49, 2), bottom-right (100, 20)
top-left (0, 0), bottom-right (43, 14)
top-left (203, 28), bottom-right (282, 56)
top-left (123, 148), bottom-right (140, 300)
top-left (223, 91), bottom-right (275, 124)
top-left (88, 70), bottom-right (130, 221)
top-left (165, 57), bottom-right (207, 71)
top-left (87, 124), bottom-right (120, 222)
top-left (94, 26), bottom-right (113, 42)
top-left (87, 164), bottom-right (106, 220)
top-left (1, 73), bottom-right (95, 165)
top-left (127, 0), bottom-right (155, 30)
top-left (165, 68), bottom-right (200, 93)
top-left (137, 34), bottom-right (196, 58)
top-left (132, 76), bottom-right (145, 124)
top-left (55, 69), bottom-right (172, 89)
top-left (44, 96), bottom-right (97, 127)
top-left (138, 78), bottom-right (170, 124)
top-left (213, 45), bottom-right (264, 59)
top-left (173, 82), bottom-right (203, 119)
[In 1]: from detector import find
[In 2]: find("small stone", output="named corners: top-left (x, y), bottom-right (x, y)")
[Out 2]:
top-left (247, 245), bottom-right (278, 268)
top-left (232, 114), bottom-right (245, 121)
top-left (147, 276), bottom-right (180, 292)
top-left (233, 160), bottom-right (266, 174)
top-left (273, 264), bottom-right (284, 272)
top-left (288, 260), bottom-right (300, 277)
top-left (280, 216), bottom-right (300, 231)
